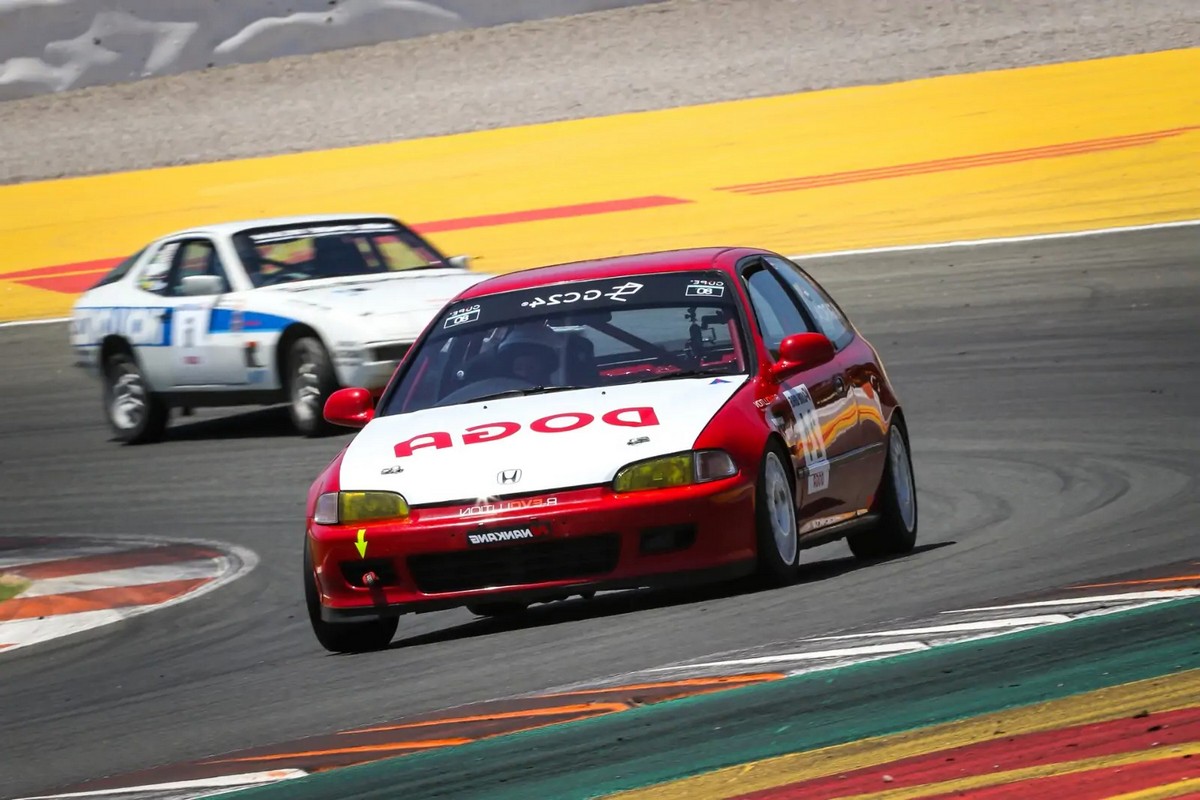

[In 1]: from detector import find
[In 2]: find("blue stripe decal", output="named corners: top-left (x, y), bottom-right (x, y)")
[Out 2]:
top-left (209, 309), bottom-right (295, 334)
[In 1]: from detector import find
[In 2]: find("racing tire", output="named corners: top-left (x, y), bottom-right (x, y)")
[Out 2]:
top-left (103, 351), bottom-right (168, 445)
top-left (754, 441), bottom-right (800, 585)
top-left (304, 545), bottom-right (398, 654)
top-left (285, 336), bottom-right (339, 438)
top-left (847, 418), bottom-right (918, 560)
top-left (466, 601), bottom-right (527, 618)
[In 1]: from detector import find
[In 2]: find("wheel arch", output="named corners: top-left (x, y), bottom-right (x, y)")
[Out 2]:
top-left (275, 322), bottom-right (329, 386)
top-left (99, 335), bottom-right (135, 372)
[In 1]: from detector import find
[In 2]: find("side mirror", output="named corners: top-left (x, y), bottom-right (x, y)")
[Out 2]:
top-left (324, 387), bottom-right (375, 428)
top-left (448, 255), bottom-right (471, 269)
top-left (770, 332), bottom-right (836, 381)
top-left (179, 274), bottom-right (224, 296)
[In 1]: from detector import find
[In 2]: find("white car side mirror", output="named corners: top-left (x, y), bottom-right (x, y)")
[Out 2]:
top-left (179, 274), bottom-right (224, 296)
top-left (448, 255), bottom-right (471, 269)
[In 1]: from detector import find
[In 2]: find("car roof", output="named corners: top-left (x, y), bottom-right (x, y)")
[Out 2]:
top-left (457, 246), bottom-right (772, 299)
top-left (153, 213), bottom-right (403, 239)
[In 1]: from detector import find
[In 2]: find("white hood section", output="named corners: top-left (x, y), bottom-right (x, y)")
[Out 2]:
top-left (338, 376), bottom-right (748, 506)
top-left (268, 270), bottom-right (488, 341)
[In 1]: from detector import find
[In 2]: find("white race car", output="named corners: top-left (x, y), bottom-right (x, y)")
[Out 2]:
top-left (69, 214), bottom-right (490, 443)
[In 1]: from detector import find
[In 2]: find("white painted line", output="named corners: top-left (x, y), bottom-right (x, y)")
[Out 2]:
top-left (943, 588), bottom-right (1200, 613)
top-left (5, 218), bottom-right (1199, 329)
top-left (11, 769), bottom-right (307, 799)
top-left (0, 544), bottom-right (127, 570)
top-left (0, 316), bottom-right (71, 329)
top-left (642, 641), bottom-right (928, 671)
top-left (807, 614), bottom-right (1073, 640)
top-left (0, 609), bottom-right (130, 650)
top-left (786, 218), bottom-right (1200, 261)
top-left (18, 559), bottom-right (225, 598)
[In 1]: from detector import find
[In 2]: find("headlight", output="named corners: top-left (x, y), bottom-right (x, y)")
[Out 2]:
top-left (612, 450), bottom-right (738, 493)
top-left (313, 491), bottom-right (409, 524)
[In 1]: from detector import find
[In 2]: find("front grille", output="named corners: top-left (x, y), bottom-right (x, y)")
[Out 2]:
top-left (371, 343), bottom-right (411, 362)
top-left (407, 534), bottom-right (621, 594)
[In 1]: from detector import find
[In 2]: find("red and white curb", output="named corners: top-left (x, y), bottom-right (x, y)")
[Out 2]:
top-left (0, 535), bottom-right (258, 656)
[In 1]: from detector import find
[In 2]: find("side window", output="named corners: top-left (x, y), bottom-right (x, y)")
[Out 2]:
top-left (135, 241), bottom-right (182, 295)
top-left (767, 257), bottom-right (854, 349)
top-left (165, 239), bottom-right (230, 297)
top-left (743, 265), bottom-right (813, 358)
top-left (90, 247), bottom-right (147, 290)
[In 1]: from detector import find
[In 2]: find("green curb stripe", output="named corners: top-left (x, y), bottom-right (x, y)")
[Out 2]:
top-left (230, 596), bottom-right (1200, 800)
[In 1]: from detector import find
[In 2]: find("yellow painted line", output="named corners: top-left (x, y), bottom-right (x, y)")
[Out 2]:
top-left (1108, 778), bottom-right (1200, 800)
top-left (608, 668), bottom-right (1200, 800)
top-left (832, 743), bottom-right (1200, 800)
top-left (1, 47), bottom-right (1198, 321)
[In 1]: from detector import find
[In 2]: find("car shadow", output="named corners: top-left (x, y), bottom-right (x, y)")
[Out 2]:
top-left (387, 541), bottom-right (955, 651)
top-left (112, 406), bottom-right (355, 443)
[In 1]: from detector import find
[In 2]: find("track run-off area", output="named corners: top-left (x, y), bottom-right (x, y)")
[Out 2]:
top-left (0, 14), bottom-right (1199, 800)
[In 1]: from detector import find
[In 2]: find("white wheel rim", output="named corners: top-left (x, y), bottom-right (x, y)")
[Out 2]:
top-left (110, 369), bottom-right (145, 430)
top-left (765, 452), bottom-right (797, 565)
top-left (293, 352), bottom-right (321, 422)
top-left (890, 426), bottom-right (917, 532)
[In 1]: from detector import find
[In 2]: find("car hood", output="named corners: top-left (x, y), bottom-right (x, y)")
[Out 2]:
top-left (266, 270), bottom-right (489, 341)
top-left (337, 375), bottom-right (748, 506)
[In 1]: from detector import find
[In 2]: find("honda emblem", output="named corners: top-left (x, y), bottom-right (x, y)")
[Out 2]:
top-left (498, 468), bottom-right (522, 485)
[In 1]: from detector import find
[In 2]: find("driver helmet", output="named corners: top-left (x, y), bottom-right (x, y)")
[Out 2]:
top-left (498, 323), bottom-right (562, 380)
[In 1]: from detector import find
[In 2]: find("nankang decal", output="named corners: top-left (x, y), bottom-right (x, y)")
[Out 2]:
top-left (521, 281), bottom-right (643, 309)
top-left (247, 222), bottom-right (398, 244)
top-left (466, 522), bottom-right (549, 546)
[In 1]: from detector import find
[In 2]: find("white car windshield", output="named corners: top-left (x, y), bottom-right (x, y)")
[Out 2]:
top-left (380, 271), bottom-right (750, 415)
top-left (232, 219), bottom-right (451, 288)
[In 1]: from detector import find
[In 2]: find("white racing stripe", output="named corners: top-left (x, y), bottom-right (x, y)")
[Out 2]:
top-left (10, 769), bottom-right (308, 799)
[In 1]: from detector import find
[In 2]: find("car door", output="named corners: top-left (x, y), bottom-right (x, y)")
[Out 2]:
top-left (739, 259), bottom-right (860, 527)
top-left (766, 255), bottom-right (888, 514)
top-left (156, 238), bottom-right (242, 387)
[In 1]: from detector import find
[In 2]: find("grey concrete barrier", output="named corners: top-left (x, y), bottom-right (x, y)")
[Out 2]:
top-left (0, 0), bottom-right (663, 101)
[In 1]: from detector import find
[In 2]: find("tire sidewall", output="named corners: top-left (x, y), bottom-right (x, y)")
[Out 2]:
top-left (286, 336), bottom-right (337, 436)
top-left (755, 441), bottom-right (799, 582)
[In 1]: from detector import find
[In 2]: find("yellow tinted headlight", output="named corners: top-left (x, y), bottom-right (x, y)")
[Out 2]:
top-left (613, 454), bottom-right (694, 493)
top-left (314, 491), bottom-right (409, 524)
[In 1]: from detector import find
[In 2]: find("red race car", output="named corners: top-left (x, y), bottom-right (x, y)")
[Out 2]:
top-left (303, 247), bottom-right (917, 653)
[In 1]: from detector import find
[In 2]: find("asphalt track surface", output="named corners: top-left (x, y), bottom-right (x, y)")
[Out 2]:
top-left (1, 224), bottom-right (1198, 797)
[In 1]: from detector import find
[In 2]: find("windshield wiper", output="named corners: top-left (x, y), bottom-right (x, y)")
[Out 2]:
top-left (468, 385), bottom-right (588, 402)
top-left (637, 370), bottom-right (738, 384)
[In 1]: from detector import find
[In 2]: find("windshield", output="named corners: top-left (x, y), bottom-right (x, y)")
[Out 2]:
top-left (232, 219), bottom-right (450, 288)
top-left (380, 270), bottom-right (750, 415)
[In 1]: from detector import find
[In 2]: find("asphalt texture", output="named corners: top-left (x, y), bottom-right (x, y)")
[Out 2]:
top-left (1, 225), bottom-right (1199, 798)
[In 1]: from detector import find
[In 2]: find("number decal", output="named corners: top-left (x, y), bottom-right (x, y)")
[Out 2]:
top-left (173, 307), bottom-right (210, 368)
top-left (782, 383), bottom-right (831, 494)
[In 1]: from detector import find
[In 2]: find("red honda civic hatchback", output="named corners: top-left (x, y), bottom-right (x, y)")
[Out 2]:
top-left (303, 247), bottom-right (917, 652)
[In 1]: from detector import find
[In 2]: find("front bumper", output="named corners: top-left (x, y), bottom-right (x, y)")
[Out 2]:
top-left (307, 476), bottom-right (757, 621)
top-left (332, 341), bottom-right (412, 390)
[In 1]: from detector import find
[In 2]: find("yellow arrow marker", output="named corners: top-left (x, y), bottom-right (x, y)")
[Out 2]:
top-left (355, 529), bottom-right (368, 559)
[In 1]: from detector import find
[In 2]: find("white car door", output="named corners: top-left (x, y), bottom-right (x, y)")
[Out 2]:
top-left (155, 238), bottom-right (243, 388)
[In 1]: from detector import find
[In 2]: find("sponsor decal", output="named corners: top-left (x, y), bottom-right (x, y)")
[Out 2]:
top-left (685, 279), bottom-right (726, 298)
top-left (73, 306), bottom-right (169, 346)
top-left (394, 406), bottom-right (660, 457)
top-left (380, 465), bottom-right (405, 475)
top-left (443, 304), bottom-right (481, 329)
top-left (709, 377), bottom-right (730, 384)
top-left (465, 522), bottom-right (550, 546)
top-left (459, 497), bottom-right (558, 518)
top-left (520, 281), bottom-right (643, 309)
top-left (248, 222), bottom-right (397, 244)
top-left (782, 383), bottom-right (831, 494)
top-left (247, 368), bottom-right (267, 384)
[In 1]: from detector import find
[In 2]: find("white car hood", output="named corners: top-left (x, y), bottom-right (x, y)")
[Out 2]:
top-left (338, 376), bottom-right (748, 506)
top-left (267, 270), bottom-right (488, 341)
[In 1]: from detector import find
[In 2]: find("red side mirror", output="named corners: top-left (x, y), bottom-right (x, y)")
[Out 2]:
top-left (324, 387), bottom-right (375, 428)
top-left (770, 332), bottom-right (836, 381)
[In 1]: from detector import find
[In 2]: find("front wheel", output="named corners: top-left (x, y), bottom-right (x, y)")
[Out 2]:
top-left (848, 419), bottom-right (918, 559)
top-left (103, 351), bottom-right (168, 444)
top-left (754, 442), bottom-right (799, 584)
top-left (285, 336), bottom-right (339, 438)
top-left (304, 545), bottom-right (397, 654)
